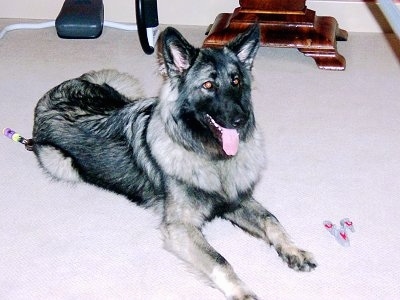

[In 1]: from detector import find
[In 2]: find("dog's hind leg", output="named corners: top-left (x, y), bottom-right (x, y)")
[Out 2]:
top-left (223, 199), bottom-right (317, 272)
top-left (34, 145), bottom-right (81, 182)
top-left (161, 222), bottom-right (258, 300)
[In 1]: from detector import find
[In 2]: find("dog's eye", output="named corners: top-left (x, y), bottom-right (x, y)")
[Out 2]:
top-left (232, 77), bottom-right (240, 87)
top-left (202, 81), bottom-right (214, 90)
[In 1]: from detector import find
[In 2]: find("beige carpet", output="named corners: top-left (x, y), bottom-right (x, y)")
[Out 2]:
top-left (1, 19), bottom-right (400, 299)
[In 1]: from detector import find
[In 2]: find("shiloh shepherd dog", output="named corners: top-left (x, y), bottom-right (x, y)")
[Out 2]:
top-left (32, 25), bottom-right (316, 299)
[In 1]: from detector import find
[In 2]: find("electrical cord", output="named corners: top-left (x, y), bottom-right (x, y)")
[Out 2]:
top-left (104, 21), bottom-right (137, 31)
top-left (0, 20), bottom-right (138, 40)
top-left (0, 21), bottom-right (55, 39)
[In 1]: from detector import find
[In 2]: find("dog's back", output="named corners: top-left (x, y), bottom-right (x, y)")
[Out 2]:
top-left (32, 70), bottom-right (165, 207)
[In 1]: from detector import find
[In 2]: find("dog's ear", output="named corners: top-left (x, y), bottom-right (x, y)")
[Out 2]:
top-left (226, 24), bottom-right (260, 70)
top-left (159, 27), bottom-right (198, 78)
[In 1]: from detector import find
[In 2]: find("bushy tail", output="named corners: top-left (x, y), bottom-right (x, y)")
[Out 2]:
top-left (80, 69), bottom-right (145, 101)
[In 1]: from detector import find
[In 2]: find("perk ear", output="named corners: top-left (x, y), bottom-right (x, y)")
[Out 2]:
top-left (226, 24), bottom-right (260, 70)
top-left (160, 27), bottom-right (198, 78)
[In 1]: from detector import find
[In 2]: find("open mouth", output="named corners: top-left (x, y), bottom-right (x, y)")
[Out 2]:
top-left (205, 114), bottom-right (239, 156)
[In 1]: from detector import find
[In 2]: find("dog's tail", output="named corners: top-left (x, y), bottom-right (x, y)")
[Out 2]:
top-left (80, 69), bottom-right (145, 101)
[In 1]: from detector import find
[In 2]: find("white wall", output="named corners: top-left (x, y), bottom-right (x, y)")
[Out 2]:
top-left (0, 0), bottom-right (398, 32)
top-left (0, 0), bottom-right (236, 24)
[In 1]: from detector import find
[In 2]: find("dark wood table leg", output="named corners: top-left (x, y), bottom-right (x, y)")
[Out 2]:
top-left (203, 0), bottom-right (348, 70)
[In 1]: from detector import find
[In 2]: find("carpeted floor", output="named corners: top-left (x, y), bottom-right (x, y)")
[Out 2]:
top-left (1, 19), bottom-right (400, 299)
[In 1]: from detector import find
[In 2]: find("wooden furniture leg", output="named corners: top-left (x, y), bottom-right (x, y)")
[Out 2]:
top-left (203, 0), bottom-right (348, 70)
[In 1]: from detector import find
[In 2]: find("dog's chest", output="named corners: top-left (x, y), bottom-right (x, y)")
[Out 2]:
top-left (149, 125), bottom-right (265, 200)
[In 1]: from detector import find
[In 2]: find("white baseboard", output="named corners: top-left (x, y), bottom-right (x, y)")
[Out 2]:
top-left (0, 0), bottom-right (399, 33)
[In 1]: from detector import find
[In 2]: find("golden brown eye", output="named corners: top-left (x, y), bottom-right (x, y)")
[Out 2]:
top-left (202, 81), bottom-right (214, 90)
top-left (232, 77), bottom-right (240, 87)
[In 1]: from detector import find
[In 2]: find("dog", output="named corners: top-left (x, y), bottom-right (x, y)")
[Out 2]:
top-left (32, 25), bottom-right (317, 299)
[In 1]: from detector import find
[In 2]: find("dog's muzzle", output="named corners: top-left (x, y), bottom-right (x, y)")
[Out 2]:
top-left (205, 114), bottom-right (239, 156)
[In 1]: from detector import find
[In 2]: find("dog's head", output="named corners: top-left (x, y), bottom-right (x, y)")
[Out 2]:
top-left (158, 25), bottom-right (260, 158)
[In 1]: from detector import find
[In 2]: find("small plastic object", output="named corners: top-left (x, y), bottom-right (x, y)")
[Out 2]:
top-left (324, 218), bottom-right (355, 247)
top-left (3, 128), bottom-right (34, 151)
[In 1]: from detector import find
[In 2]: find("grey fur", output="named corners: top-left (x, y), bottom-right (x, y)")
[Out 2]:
top-left (32, 26), bottom-right (317, 299)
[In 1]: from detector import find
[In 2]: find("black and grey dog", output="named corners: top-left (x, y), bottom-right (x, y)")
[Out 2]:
top-left (32, 25), bottom-right (317, 299)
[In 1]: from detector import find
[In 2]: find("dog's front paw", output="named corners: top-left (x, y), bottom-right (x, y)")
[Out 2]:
top-left (224, 286), bottom-right (259, 300)
top-left (228, 293), bottom-right (259, 300)
top-left (277, 246), bottom-right (317, 272)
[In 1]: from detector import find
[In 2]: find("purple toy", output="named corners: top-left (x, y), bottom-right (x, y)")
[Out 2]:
top-left (3, 128), bottom-right (34, 151)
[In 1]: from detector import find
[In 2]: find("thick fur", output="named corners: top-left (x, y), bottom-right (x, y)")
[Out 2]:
top-left (32, 25), bottom-right (317, 299)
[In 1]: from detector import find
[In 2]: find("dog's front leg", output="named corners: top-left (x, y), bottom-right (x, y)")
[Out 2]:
top-left (161, 221), bottom-right (258, 300)
top-left (223, 199), bottom-right (317, 272)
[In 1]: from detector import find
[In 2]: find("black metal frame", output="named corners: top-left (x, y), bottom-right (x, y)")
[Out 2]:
top-left (136, 0), bottom-right (159, 54)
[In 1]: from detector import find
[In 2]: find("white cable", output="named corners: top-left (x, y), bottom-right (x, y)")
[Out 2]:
top-left (0, 21), bottom-right (55, 39)
top-left (0, 20), bottom-right (138, 40)
top-left (104, 21), bottom-right (137, 31)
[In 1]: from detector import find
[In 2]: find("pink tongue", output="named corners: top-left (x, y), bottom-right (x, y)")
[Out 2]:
top-left (220, 127), bottom-right (239, 156)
